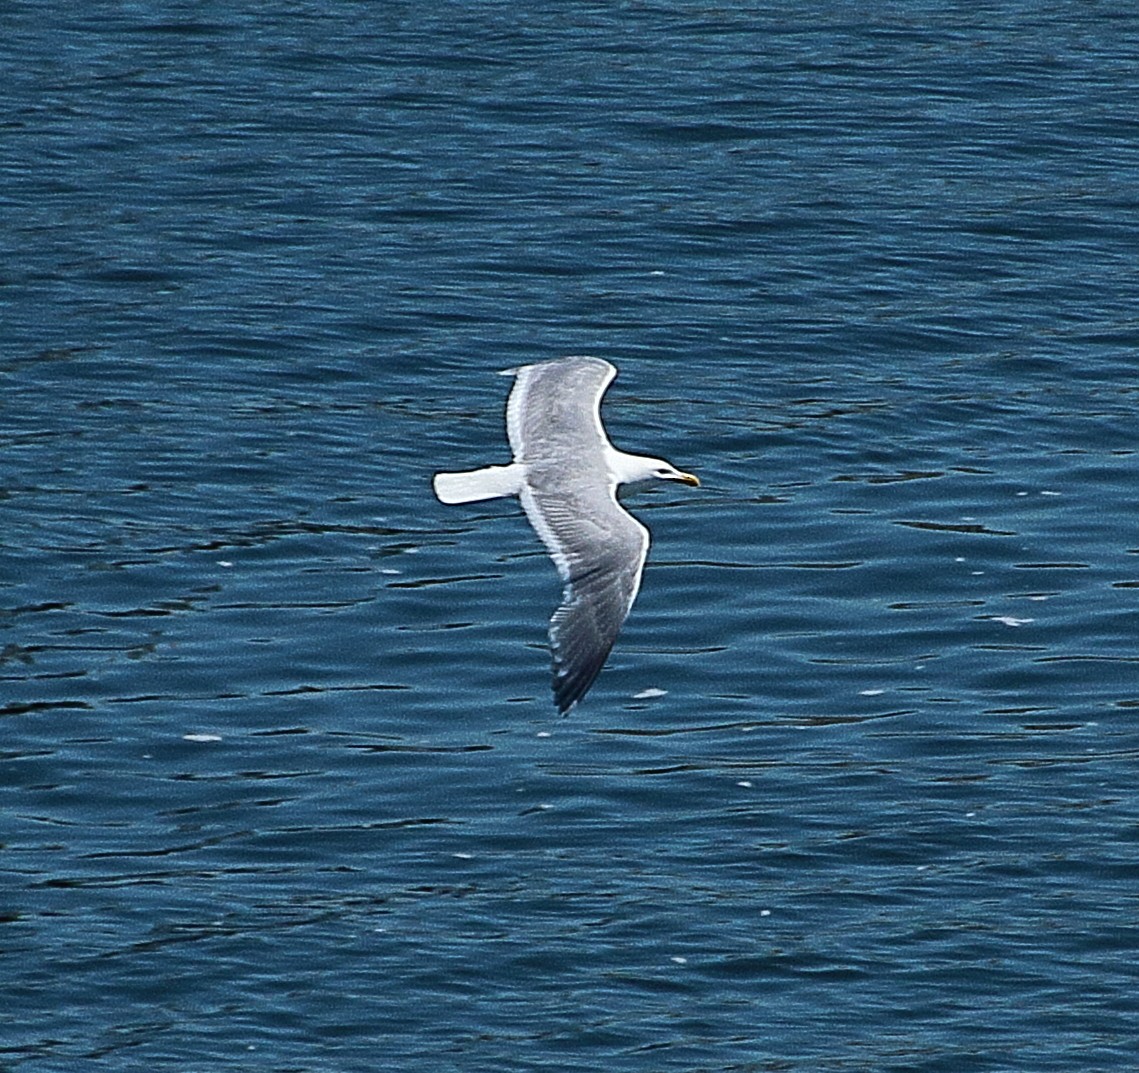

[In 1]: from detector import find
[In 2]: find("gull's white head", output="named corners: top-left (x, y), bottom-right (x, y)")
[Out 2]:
top-left (610, 451), bottom-right (701, 489)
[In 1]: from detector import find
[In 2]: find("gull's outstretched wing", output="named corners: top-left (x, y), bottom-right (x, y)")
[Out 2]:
top-left (502, 356), bottom-right (617, 464)
top-left (520, 466), bottom-right (648, 713)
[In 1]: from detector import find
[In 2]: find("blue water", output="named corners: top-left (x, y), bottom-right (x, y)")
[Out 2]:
top-left (4, 3), bottom-right (1139, 1070)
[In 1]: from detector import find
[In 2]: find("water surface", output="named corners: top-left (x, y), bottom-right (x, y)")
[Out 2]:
top-left (3, 3), bottom-right (1139, 1070)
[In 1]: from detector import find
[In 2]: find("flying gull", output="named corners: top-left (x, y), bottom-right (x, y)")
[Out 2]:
top-left (433, 356), bottom-right (700, 713)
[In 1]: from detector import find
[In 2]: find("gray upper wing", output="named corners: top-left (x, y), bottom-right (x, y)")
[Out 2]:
top-left (504, 357), bottom-right (617, 465)
top-left (519, 463), bottom-right (648, 713)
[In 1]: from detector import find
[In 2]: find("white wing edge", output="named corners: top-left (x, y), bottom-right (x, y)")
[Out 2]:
top-left (518, 484), bottom-right (574, 583)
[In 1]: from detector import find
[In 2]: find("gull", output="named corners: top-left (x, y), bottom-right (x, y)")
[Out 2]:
top-left (433, 356), bottom-right (699, 713)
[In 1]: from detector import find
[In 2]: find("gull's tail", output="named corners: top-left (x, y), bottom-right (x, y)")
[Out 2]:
top-left (433, 464), bottom-right (523, 505)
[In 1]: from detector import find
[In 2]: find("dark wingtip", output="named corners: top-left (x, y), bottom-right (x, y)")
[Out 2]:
top-left (552, 673), bottom-right (584, 716)
top-left (551, 654), bottom-right (608, 716)
top-left (547, 591), bottom-right (623, 715)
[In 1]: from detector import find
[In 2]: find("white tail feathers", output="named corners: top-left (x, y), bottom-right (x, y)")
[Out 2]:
top-left (433, 464), bottom-right (523, 505)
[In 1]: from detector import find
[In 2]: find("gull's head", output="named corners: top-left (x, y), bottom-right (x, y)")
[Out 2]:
top-left (613, 452), bottom-right (701, 488)
top-left (651, 462), bottom-right (701, 487)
